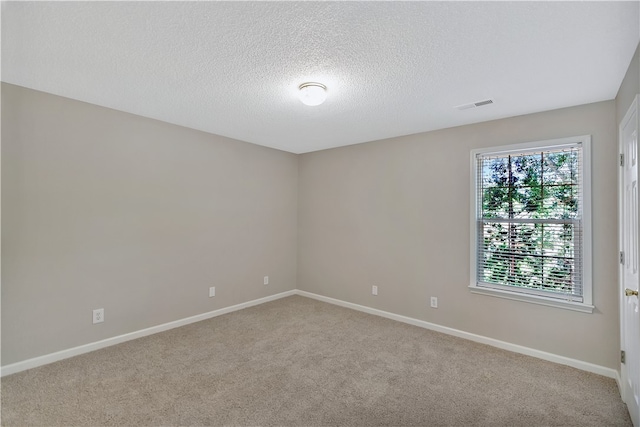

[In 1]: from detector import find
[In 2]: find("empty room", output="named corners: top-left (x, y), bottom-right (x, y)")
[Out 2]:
top-left (2, 1), bottom-right (640, 426)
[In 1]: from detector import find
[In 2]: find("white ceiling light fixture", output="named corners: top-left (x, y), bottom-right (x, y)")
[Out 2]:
top-left (298, 82), bottom-right (327, 106)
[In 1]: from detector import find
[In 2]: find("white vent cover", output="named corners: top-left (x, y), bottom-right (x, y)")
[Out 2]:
top-left (454, 99), bottom-right (494, 110)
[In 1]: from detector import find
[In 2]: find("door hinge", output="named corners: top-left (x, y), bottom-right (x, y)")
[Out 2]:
top-left (620, 154), bottom-right (624, 167)
top-left (622, 350), bottom-right (626, 364)
top-left (620, 251), bottom-right (625, 264)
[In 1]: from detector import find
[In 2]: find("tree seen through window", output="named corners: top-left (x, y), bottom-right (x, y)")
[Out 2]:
top-left (478, 148), bottom-right (581, 297)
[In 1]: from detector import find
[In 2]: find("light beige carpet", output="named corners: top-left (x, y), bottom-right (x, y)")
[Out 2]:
top-left (1, 295), bottom-right (631, 426)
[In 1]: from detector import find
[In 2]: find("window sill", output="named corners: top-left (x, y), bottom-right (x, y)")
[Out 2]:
top-left (468, 285), bottom-right (594, 313)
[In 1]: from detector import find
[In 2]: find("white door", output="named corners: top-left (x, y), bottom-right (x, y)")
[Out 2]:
top-left (621, 94), bottom-right (640, 427)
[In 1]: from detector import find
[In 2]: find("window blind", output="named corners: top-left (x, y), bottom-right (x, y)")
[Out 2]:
top-left (476, 143), bottom-right (583, 302)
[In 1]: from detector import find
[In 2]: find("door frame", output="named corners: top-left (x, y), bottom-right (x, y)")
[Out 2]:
top-left (619, 93), bottom-right (639, 425)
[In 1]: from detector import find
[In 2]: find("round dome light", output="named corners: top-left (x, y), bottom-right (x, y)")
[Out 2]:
top-left (298, 82), bottom-right (327, 106)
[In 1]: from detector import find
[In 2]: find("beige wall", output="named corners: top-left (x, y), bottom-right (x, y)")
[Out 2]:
top-left (616, 42), bottom-right (639, 124)
top-left (1, 83), bottom-right (298, 365)
top-left (298, 101), bottom-right (619, 369)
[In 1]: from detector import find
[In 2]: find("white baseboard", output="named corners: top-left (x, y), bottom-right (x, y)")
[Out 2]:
top-left (295, 290), bottom-right (619, 380)
top-left (0, 290), bottom-right (297, 377)
top-left (2, 288), bottom-right (619, 382)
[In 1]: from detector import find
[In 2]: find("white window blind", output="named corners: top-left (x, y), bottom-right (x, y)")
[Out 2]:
top-left (475, 142), bottom-right (585, 302)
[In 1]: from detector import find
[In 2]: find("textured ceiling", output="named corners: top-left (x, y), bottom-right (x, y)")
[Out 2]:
top-left (2, 1), bottom-right (639, 154)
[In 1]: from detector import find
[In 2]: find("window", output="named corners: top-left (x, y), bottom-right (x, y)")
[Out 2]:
top-left (470, 136), bottom-right (593, 313)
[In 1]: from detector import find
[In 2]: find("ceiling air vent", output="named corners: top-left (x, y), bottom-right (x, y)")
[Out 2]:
top-left (454, 99), bottom-right (494, 111)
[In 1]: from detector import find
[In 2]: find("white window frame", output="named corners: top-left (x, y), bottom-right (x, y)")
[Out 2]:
top-left (469, 135), bottom-right (593, 313)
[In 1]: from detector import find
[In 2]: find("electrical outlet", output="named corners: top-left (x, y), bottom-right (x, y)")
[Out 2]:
top-left (93, 308), bottom-right (104, 324)
top-left (430, 297), bottom-right (438, 308)
top-left (209, 286), bottom-right (216, 297)
top-left (263, 276), bottom-right (269, 285)
top-left (372, 285), bottom-right (378, 296)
